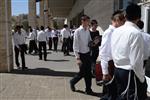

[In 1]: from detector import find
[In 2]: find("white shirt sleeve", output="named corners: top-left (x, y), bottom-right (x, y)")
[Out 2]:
top-left (73, 30), bottom-right (80, 58)
top-left (61, 29), bottom-right (64, 39)
top-left (37, 32), bottom-right (40, 41)
top-left (99, 31), bottom-right (112, 75)
top-left (129, 32), bottom-right (145, 82)
top-left (28, 32), bottom-right (32, 39)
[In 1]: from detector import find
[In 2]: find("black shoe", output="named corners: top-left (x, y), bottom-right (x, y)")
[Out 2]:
top-left (85, 89), bottom-right (94, 95)
top-left (39, 58), bottom-right (42, 60)
top-left (70, 80), bottom-right (75, 92)
top-left (44, 59), bottom-right (47, 61)
top-left (64, 54), bottom-right (67, 56)
top-left (22, 67), bottom-right (28, 70)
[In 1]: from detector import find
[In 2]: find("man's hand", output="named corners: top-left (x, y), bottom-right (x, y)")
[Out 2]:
top-left (103, 74), bottom-right (112, 81)
top-left (76, 58), bottom-right (82, 67)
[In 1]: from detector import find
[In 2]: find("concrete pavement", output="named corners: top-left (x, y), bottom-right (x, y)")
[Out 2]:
top-left (0, 48), bottom-right (102, 100)
top-left (1, 44), bottom-right (150, 100)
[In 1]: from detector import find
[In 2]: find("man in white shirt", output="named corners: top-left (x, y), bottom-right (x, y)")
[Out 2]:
top-left (51, 29), bottom-right (58, 52)
top-left (61, 24), bottom-right (70, 56)
top-left (13, 25), bottom-right (28, 70)
top-left (99, 10), bottom-right (125, 100)
top-left (110, 4), bottom-right (147, 100)
top-left (70, 15), bottom-right (93, 94)
top-left (136, 20), bottom-right (150, 62)
top-left (45, 27), bottom-right (53, 50)
top-left (37, 26), bottom-right (48, 61)
top-left (28, 28), bottom-right (38, 54)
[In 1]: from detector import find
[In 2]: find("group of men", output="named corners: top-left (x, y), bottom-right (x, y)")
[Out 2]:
top-left (13, 23), bottom-right (76, 69)
top-left (12, 3), bottom-right (149, 100)
top-left (70, 3), bottom-right (149, 100)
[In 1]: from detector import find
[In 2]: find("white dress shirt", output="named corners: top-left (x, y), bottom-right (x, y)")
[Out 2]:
top-left (73, 25), bottom-right (91, 58)
top-left (99, 25), bottom-right (116, 75)
top-left (141, 32), bottom-right (150, 60)
top-left (28, 32), bottom-right (36, 40)
top-left (45, 29), bottom-right (52, 38)
top-left (21, 28), bottom-right (27, 37)
top-left (61, 28), bottom-right (70, 39)
top-left (37, 30), bottom-right (47, 42)
top-left (111, 21), bottom-right (145, 82)
top-left (51, 30), bottom-right (58, 38)
top-left (13, 32), bottom-right (26, 48)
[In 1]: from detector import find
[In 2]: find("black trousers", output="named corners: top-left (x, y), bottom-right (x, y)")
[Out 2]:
top-left (62, 38), bottom-right (70, 55)
top-left (53, 37), bottom-right (58, 51)
top-left (91, 48), bottom-right (99, 74)
top-left (69, 37), bottom-right (73, 52)
top-left (70, 52), bottom-right (92, 91)
top-left (113, 68), bottom-right (147, 100)
top-left (48, 37), bottom-right (52, 50)
top-left (14, 45), bottom-right (26, 68)
top-left (38, 41), bottom-right (47, 60)
top-left (28, 40), bottom-right (38, 53)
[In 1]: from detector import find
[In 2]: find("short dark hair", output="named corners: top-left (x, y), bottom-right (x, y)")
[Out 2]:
top-left (30, 28), bottom-right (33, 32)
top-left (40, 26), bottom-right (44, 30)
top-left (15, 25), bottom-right (21, 30)
top-left (137, 20), bottom-right (144, 29)
top-left (91, 20), bottom-right (98, 25)
top-left (64, 24), bottom-right (68, 28)
top-left (111, 10), bottom-right (125, 21)
top-left (81, 15), bottom-right (90, 21)
top-left (126, 3), bottom-right (141, 21)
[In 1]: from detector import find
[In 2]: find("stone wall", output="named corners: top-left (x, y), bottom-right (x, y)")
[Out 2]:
top-left (68, 0), bottom-right (114, 31)
top-left (0, 0), bottom-right (13, 72)
top-left (84, 0), bottom-right (114, 31)
top-left (68, 0), bottom-right (90, 19)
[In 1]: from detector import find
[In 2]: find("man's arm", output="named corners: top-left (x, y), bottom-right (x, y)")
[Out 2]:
top-left (129, 32), bottom-right (145, 82)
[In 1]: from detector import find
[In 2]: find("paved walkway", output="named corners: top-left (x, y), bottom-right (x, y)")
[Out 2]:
top-left (0, 48), bottom-right (102, 100)
top-left (1, 44), bottom-right (150, 100)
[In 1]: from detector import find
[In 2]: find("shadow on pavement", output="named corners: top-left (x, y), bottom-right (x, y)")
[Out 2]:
top-left (46, 59), bottom-right (69, 62)
top-left (10, 68), bottom-right (77, 77)
top-left (75, 90), bottom-right (103, 97)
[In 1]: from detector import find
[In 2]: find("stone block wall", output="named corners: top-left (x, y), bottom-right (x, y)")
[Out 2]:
top-left (84, 0), bottom-right (114, 31)
top-left (0, 0), bottom-right (13, 72)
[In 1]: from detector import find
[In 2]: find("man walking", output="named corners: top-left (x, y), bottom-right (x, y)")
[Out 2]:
top-left (70, 15), bottom-right (93, 94)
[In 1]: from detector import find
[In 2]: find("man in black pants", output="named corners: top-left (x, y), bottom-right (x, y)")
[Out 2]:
top-left (13, 25), bottom-right (28, 70)
top-left (61, 24), bottom-right (70, 56)
top-left (37, 26), bottom-right (47, 61)
top-left (70, 15), bottom-right (93, 94)
top-left (28, 28), bottom-right (38, 54)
